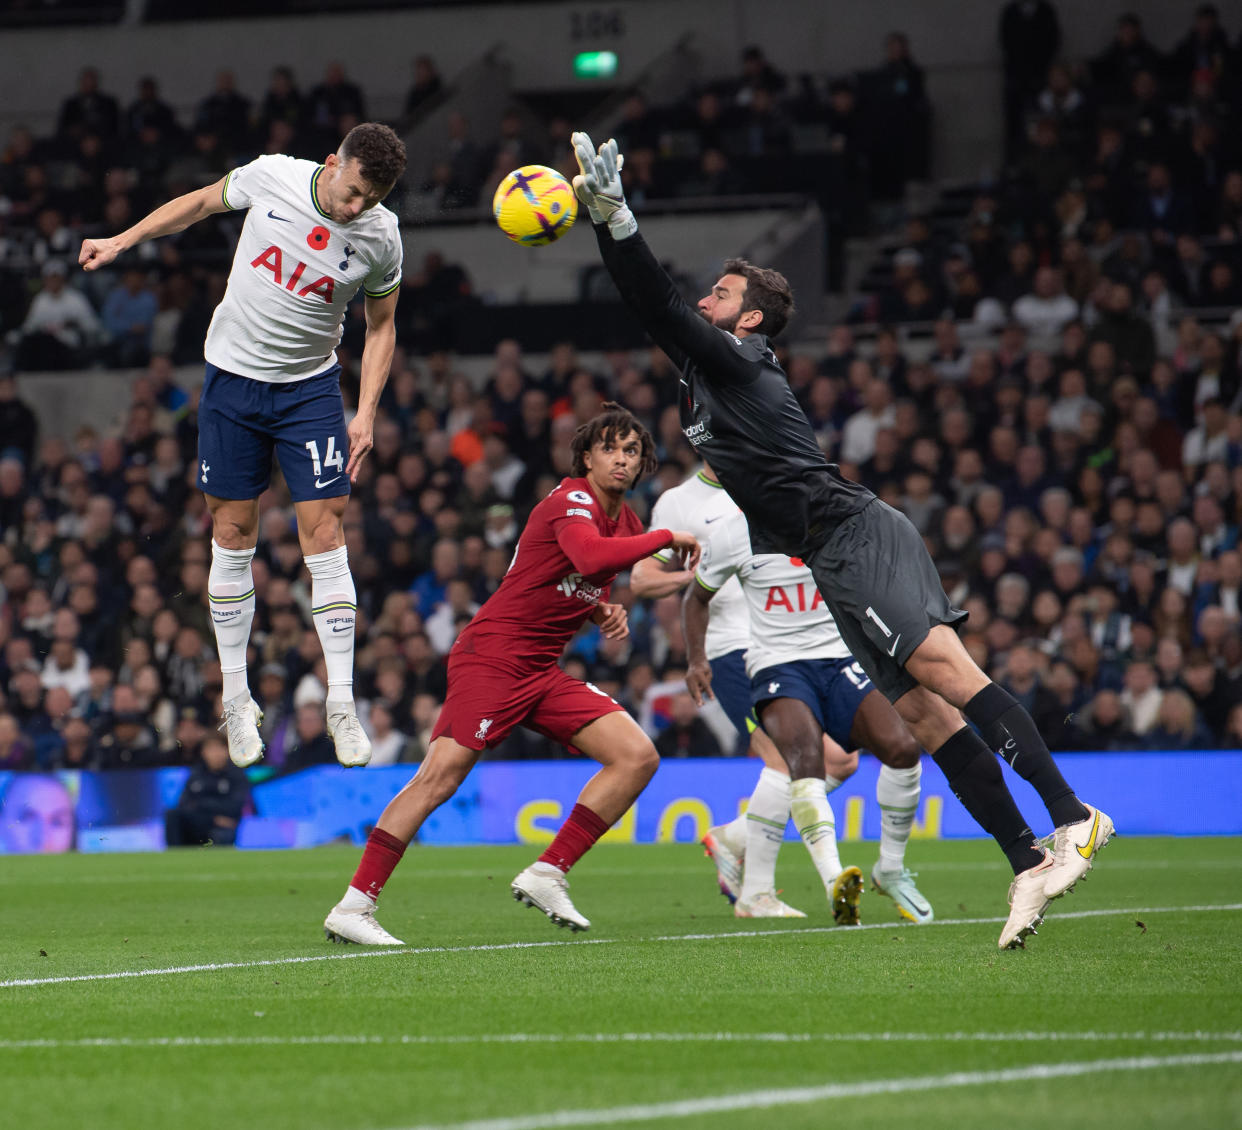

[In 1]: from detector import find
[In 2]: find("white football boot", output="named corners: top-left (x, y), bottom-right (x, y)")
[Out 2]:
top-left (1043, 805), bottom-right (1115, 898)
top-left (734, 891), bottom-right (806, 919)
top-left (831, 865), bottom-right (865, 926)
top-left (511, 864), bottom-right (591, 931)
top-left (870, 864), bottom-right (934, 924)
top-left (701, 827), bottom-right (744, 904)
top-left (219, 692), bottom-right (264, 768)
top-left (999, 851), bottom-right (1054, 949)
top-left (323, 900), bottom-right (405, 946)
top-left (327, 701), bottom-right (372, 767)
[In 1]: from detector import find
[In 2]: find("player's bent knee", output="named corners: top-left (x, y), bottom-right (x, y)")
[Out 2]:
top-left (624, 740), bottom-right (660, 783)
top-left (884, 734), bottom-right (922, 769)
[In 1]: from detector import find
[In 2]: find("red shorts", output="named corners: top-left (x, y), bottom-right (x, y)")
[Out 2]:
top-left (430, 653), bottom-right (627, 751)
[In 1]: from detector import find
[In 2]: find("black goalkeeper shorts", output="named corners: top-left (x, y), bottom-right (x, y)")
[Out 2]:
top-left (807, 499), bottom-right (967, 703)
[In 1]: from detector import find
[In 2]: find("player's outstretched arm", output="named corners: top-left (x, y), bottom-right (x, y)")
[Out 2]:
top-left (682, 579), bottom-right (716, 705)
top-left (630, 554), bottom-right (695, 599)
top-left (555, 522), bottom-right (679, 578)
top-left (571, 132), bottom-right (757, 385)
top-left (79, 175), bottom-right (232, 272)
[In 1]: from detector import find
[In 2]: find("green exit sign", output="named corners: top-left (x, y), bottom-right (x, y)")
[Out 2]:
top-left (574, 51), bottom-right (618, 79)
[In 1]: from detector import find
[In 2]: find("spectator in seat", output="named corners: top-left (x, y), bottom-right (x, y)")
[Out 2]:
top-left (400, 55), bottom-right (443, 131)
top-left (1013, 267), bottom-right (1079, 338)
top-left (1075, 688), bottom-right (1138, 750)
top-left (654, 691), bottom-right (722, 758)
top-left (1091, 13), bottom-right (1162, 107)
top-left (282, 702), bottom-right (337, 773)
top-left (1146, 687), bottom-right (1212, 749)
top-left (101, 267), bottom-right (158, 369)
top-left (13, 260), bottom-right (101, 371)
top-left (306, 62), bottom-right (366, 149)
top-left (124, 76), bottom-right (181, 143)
top-left (0, 713), bottom-right (32, 771)
top-left (194, 70), bottom-right (252, 157)
top-left (96, 683), bottom-right (161, 769)
top-left (165, 734), bottom-right (250, 847)
top-left (364, 699), bottom-right (414, 766)
top-left (1132, 163), bottom-right (1193, 243)
top-left (998, 0), bottom-right (1060, 158)
top-left (56, 66), bottom-right (120, 144)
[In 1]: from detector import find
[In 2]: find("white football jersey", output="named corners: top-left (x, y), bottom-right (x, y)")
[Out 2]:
top-left (649, 470), bottom-right (750, 660)
top-left (204, 155), bottom-right (403, 382)
top-left (696, 508), bottom-right (849, 677)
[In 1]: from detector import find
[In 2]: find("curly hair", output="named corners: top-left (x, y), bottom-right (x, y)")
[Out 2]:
top-left (340, 122), bottom-right (407, 188)
top-left (722, 257), bottom-right (795, 338)
top-left (570, 402), bottom-right (658, 485)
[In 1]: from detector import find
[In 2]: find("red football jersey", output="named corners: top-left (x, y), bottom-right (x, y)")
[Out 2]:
top-left (453, 477), bottom-right (653, 668)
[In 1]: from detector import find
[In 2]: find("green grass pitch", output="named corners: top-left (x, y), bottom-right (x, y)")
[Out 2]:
top-left (2, 837), bottom-right (1240, 1130)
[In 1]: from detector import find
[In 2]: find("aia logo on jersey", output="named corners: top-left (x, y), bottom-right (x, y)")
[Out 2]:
top-left (250, 246), bottom-right (336, 303)
top-left (763, 582), bottom-right (824, 613)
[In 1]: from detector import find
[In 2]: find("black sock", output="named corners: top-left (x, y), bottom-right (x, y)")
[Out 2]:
top-left (963, 683), bottom-right (1090, 828)
top-left (932, 726), bottom-right (1043, 875)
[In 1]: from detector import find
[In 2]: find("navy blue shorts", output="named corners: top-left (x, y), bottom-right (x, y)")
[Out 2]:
top-left (710, 649), bottom-right (760, 741)
top-left (751, 657), bottom-right (874, 748)
top-left (197, 363), bottom-right (351, 503)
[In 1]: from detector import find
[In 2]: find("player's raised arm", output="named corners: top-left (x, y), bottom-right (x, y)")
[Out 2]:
top-left (571, 132), bottom-right (757, 385)
top-left (79, 175), bottom-right (232, 272)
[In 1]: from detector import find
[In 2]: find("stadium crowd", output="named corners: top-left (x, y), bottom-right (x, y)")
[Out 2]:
top-left (1, 3), bottom-right (1242, 773)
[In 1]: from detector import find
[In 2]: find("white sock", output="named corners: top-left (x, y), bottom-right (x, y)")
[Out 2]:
top-left (876, 763), bottom-right (921, 872)
top-left (739, 767), bottom-right (791, 900)
top-left (306, 545), bottom-right (356, 705)
top-left (340, 885), bottom-right (373, 910)
top-left (719, 813), bottom-right (747, 855)
top-left (725, 767), bottom-right (844, 858)
top-left (209, 540), bottom-right (256, 702)
top-left (790, 777), bottom-right (844, 894)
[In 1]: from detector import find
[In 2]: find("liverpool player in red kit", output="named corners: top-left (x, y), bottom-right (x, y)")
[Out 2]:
top-left (324, 404), bottom-right (699, 944)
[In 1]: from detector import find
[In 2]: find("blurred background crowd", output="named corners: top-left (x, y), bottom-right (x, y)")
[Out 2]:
top-left (2, 2), bottom-right (1242, 774)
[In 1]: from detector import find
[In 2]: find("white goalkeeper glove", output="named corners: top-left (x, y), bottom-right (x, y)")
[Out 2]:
top-left (571, 131), bottom-right (637, 240)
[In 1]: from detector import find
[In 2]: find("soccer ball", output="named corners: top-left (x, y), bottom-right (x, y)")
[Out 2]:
top-left (493, 165), bottom-right (579, 246)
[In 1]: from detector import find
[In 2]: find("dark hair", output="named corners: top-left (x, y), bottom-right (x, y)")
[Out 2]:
top-left (340, 122), bottom-right (407, 187)
top-left (570, 402), bottom-right (658, 484)
top-left (722, 257), bottom-right (795, 338)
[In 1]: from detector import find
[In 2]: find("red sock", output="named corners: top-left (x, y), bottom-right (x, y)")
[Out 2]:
top-left (538, 803), bottom-right (610, 873)
top-left (350, 828), bottom-right (407, 901)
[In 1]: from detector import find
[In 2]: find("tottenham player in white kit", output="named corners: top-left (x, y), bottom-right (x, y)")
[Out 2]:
top-left (631, 461), bottom-right (858, 914)
top-left (687, 505), bottom-right (934, 924)
top-left (80, 123), bottom-right (406, 768)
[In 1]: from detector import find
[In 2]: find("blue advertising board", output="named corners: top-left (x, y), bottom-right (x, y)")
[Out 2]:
top-left (0, 751), bottom-right (1238, 855)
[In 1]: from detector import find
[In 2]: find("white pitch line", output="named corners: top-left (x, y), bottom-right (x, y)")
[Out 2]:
top-left (0, 1030), bottom-right (1239, 1052)
top-left (388, 1052), bottom-right (1242, 1130)
top-left (3, 902), bottom-right (1240, 991)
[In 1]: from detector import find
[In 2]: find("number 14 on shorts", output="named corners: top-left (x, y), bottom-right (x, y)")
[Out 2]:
top-left (305, 437), bottom-right (345, 483)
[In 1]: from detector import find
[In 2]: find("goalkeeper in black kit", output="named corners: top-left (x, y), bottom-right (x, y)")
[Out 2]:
top-left (571, 131), bottom-right (1114, 950)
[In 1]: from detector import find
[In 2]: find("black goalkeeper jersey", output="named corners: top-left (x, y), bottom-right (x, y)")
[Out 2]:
top-left (597, 224), bottom-right (873, 556)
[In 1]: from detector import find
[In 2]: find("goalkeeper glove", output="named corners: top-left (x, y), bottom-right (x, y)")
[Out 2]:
top-left (571, 131), bottom-right (637, 240)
